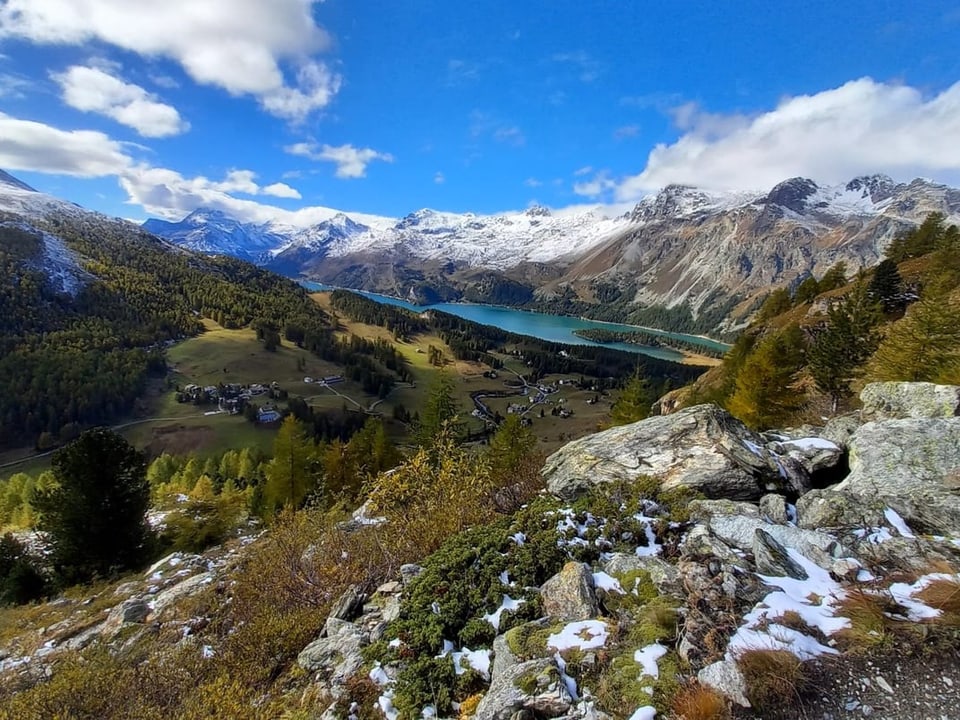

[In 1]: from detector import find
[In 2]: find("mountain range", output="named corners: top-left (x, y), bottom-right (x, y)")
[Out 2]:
top-left (140, 175), bottom-right (960, 331)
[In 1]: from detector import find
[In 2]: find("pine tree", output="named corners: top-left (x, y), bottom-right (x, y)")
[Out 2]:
top-left (865, 280), bottom-right (960, 383)
top-left (818, 261), bottom-right (849, 292)
top-left (808, 282), bottom-right (881, 412)
top-left (609, 372), bottom-right (655, 426)
top-left (867, 258), bottom-right (904, 314)
top-left (33, 428), bottom-right (151, 584)
top-left (793, 276), bottom-right (821, 305)
top-left (726, 324), bottom-right (807, 429)
top-left (415, 370), bottom-right (460, 447)
top-left (263, 416), bottom-right (317, 516)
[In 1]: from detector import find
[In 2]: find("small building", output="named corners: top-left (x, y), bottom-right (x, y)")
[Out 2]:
top-left (322, 375), bottom-right (344, 385)
top-left (257, 406), bottom-right (282, 424)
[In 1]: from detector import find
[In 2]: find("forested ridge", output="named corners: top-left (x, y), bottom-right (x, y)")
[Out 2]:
top-left (0, 212), bottom-right (385, 448)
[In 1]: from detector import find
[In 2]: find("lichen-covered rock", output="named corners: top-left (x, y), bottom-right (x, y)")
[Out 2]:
top-left (542, 405), bottom-right (776, 500)
top-left (795, 489), bottom-right (885, 530)
top-left (821, 413), bottom-right (861, 450)
top-left (768, 436), bottom-right (843, 476)
top-left (602, 553), bottom-right (678, 590)
top-left (101, 598), bottom-right (150, 637)
top-left (540, 562), bottom-right (597, 621)
top-left (473, 657), bottom-right (557, 720)
top-left (688, 499), bottom-right (761, 521)
top-left (837, 418), bottom-right (960, 534)
top-left (860, 382), bottom-right (960, 422)
top-left (297, 617), bottom-right (366, 694)
top-left (759, 494), bottom-right (788, 524)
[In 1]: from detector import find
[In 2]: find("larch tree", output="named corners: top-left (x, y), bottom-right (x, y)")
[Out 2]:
top-left (263, 416), bottom-right (317, 516)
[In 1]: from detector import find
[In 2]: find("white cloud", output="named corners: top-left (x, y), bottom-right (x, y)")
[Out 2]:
top-left (433, 171), bottom-right (445, 184)
top-left (524, 177), bottom-right (542, 188)
top-left (285, 141), bottom-right (394, 178)
top-left (613, 124), bottom-right (640, 140)
top-left (52, 64), bottom-right (189, 137)
top-left (573, 170), bottom-right (616, 199)
top-left (493, 126), bottom-right (525, 146)
top-left (616, 78), bottom-right (960, 201)
top-left (551, 51), bottom-right (601, 83)
top-left (0, 0), bottom-right (340, 121)
top-left (573, 166), bottom-right (593, 176)
top-left (0, 112), bottom-right (132, 176)
top-left (263, 182), bottom-right (301, 199)
top-left (0, 72), bottom-right (31, 98)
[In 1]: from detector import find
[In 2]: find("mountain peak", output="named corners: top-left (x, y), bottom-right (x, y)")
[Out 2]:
top-left (0, 169), bottom-right (37, 193)
top-left (845, 174), bottom-right (897, 203)
top-left (764, 177), bottom-right (819, 213)
top-left (525, 204), bottom-right (552, 218)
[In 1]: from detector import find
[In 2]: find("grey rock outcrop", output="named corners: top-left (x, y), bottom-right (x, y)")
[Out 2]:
top-left (837, 418), bottom-right (960, 534)
top-left (754, 529), bottom-right (808, 580)
top-left (698, 660), bottom-right (751, 707)
top-left (473, 657), bottom-right (563, 720)
top-left (542, 405), bottom-right (776, 500)
top-left (540, 562), bottom-right (598, 621)
top-left (860, 382), bottom-right (960, 422)
top-left (297, 617), bottom-right (367, 695)
top-left (602, 553), bottom-right (678, 590)
top-left (699, 513), bottom-right (842, 571)
top-left (795, 489), bottom-right (885, 530)
top-left (759, 493), bottom-right (789, 524)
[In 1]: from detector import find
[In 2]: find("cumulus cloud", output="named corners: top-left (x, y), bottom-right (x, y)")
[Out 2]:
top-left (262, 182), bottom-right (301, 199)
top-left (433, 171), bottom-right (445, 184)
top-left (573, 169), bottom-right (616, 199)
top-left (616, 78), bottom-right (960, 201)
top-left (285, 141), bottom-right (394, 178)
top-left (0, 112), bottom-right (131, 176)
top-left (52, 65), bottom-right (189, 137)
top-left (0, 0), bottom-right (340, 121)
top-left (524, 177), bottom-right (542, 188)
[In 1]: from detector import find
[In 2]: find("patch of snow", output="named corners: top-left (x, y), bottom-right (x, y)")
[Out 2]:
top-left (369, 663), bottom-right (391, 686)
top-left (628, 706), bottom-right (657, 720)
top-left (483, 595), bottom-right (525, 631)
top-left (509, 532), bottom-right (526, 545)
top-left (201, 645), bottom-right (215, 659)
top-left (554, 652), bottom-right (579, 701)
top-left (727, 548), bottom-right (849, 660)
top-left (883, 508), bottom-right (915, 539)
top-left (378, 691), bottom-right (399, 720)
top-left (593, 571), bottom-right (625, 594)
top-left (889, 573), bottom-right (959, 621)
top-left (783, 437), bottom-right (840, 452)
top-left (741, 439), bottom-right (764, 457)
top-left (633, 643), bottom-right (668, 679)
top-left (547, 620), bottom-right (609, 651)
top-left (451, 647), bottom-right (491, 680)
top-left (499, 570), bottom-right (512, 586)
top-left (634, 513), bottom-right (662, 557)
top-left (856, 569), bottom-right (876, 582)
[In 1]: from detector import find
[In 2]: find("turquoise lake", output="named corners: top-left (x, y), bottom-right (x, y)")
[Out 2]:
top-left (303, 282), bottom-right (730, 361)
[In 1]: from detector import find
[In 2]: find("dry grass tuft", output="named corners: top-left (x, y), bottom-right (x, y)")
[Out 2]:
top-left (671, 681), bottom-right (731, 720)
top-left (735, 648), bottom-right (806, 712)
top-left (833, 588), bottom-right (895, 652)
top-left (917, 577), bottom-right (960, 626)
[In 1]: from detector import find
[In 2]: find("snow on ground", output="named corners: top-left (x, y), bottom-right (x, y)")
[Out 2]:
top-left (628, 706), bottom-right (657, 720)
top-left (883, 508), bottom-right (915, 539)
top-left (438, 641), bottom-right (492, 680)
top-left (482, 595), bottom-right (525, 631)
top-left (547, 620), bottom-right (610, 651)
top-left (593, 571), bottom-right (625, 594)
top-left (783, 437), bottom-right (840, 452)
top-left (727, 548), bottom-right (849, 660)
top-left (634, 642), bottom-right (668, 679)
top-left (889, 574), bottom-right (960, 621)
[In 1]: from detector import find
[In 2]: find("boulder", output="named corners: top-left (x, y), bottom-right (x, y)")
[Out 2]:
top-left (297, 617), bottom-right (366, 694)
top-left (150, 572), bottom-right (212, 618)
top-left (837, 418), bottom-right (960, 534)
top-left (542, 405), bottom-right (776, 500)
top-left (821, 413), bottom-right (861, 450)
top-left (328, 585), bottom-right (363, 621)
top-left (795, 489), bottom-right (885, 530)
top-left (753, 529), bottom-right (808, 580)
top-left (688, 499), bottom-right (761, 521)
top-left (679, 524), bottom-right (740, 563)
top-left (602, 553), bottom-right (678, 590)
top-left (768, 436), bottom-right (843, 476)
top-left (540, 562), bottom-right (597, 622)
top-left (759, 494), bottom-right (789, 524)
top-left (860, 382), bottom-right (960, 422)
top-left (704, 514), bottom-right (842, 571)
top-left (101, 598), bottom-right (150, 636)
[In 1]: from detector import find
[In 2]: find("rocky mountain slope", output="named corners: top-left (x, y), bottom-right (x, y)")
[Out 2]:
top-left (4, 381), bottom-right (960, 719)
top-left (142, 175), bottom-right (960, 332)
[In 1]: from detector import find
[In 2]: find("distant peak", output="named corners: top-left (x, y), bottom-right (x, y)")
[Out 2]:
top-left (0, 169), bottom-right (37, 193)
top-left (845, 174), bottom-right (896, 202)
top-left (525, 204), bottom-right (552, 218)
top-left (764, 177), bottom-right (819, 213)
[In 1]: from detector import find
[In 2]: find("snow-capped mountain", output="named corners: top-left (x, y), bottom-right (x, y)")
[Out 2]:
top-left (142, 208), bottom-right (288, 262)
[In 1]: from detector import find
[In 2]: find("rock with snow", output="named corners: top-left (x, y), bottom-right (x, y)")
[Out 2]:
top-left (837, 417), bottom-right (960, 534)
top-left (860, 382), bottom-right (960, 422)
top-left (821, 413), bottom-right (862, 450)
top-left (702, 513), bottom-right (842, 571)
top-left (101, 598), bottom-right (151, 636)
top-left (540, 562), bottom-right (598, 622)
top-left (754, 529), bottom-right (809, 580)
top-left (698, 660), bottom-right (751, 707)
top-left (768, 436), bottom-right (843, 476)
top-left (542, 405), bottom-right (778, 501)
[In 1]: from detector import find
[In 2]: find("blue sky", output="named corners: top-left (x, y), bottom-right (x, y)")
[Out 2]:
top-left (1, 0), bottom-right (959, 225)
